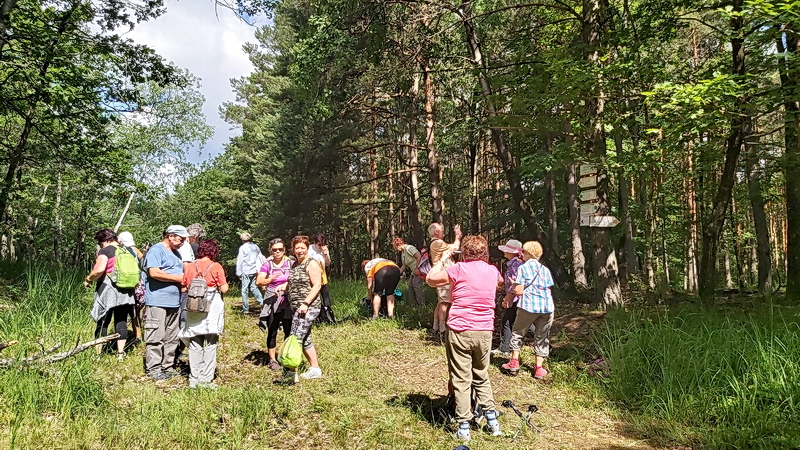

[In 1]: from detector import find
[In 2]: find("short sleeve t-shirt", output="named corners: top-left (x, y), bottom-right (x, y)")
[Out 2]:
top-left (445, 260), bottom-right (501, 332)
top-left (177, 240), bottom-right (195, 263)
top-left (400, 244), bottom-right (420, 272)
top-left (94, 245), bottom-right (117, 291)
top-left (144, 242), bottom-right (183, 308)
top-left (429, 239), bottom-right (455, 266)
top-left (515, 259), bottom-right (555, 314)
top-left (364, 258), bottom-right (396, 278)
top-left (182, 260), bottom-right (227, 289)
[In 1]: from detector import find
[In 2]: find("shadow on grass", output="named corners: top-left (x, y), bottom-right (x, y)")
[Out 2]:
top-left (386, 392), bottom-right (454, 428)
top-left (242, 349), bottom-right (271, 366)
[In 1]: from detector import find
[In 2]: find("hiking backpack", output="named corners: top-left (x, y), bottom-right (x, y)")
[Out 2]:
top-left (417, 247), bottom-right (432, 279)
top-left (109, 245), bottom-right (140, 289)
top-left (185, 261), bottom-right (215, 313)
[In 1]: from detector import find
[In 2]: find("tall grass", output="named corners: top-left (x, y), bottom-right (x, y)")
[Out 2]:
top-left (0, 262), bottom-right (103, 449)
top-left (597, 304), bottom-right (800, 448)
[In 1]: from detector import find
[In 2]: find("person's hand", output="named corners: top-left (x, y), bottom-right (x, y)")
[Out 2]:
top-left (321, 245), bottom-right (330, 257)
top-left (502, 300), bottom-right (511, 309)
top-left (453, 224), bottom-right (462, 239)
top-left (83, 280), bottom-right (91, 289)
top-left (298, 303), bottom-right (309, 316)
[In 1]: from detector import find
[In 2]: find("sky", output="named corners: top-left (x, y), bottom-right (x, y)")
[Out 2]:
top-left (124, 1), bottom-right (262, 164)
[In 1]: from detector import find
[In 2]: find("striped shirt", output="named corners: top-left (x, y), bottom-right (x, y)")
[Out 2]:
top-left (515, 259), bottom-right (554, 314)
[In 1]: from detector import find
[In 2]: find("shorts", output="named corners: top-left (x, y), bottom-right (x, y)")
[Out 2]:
top-left (436, 285), bottom-right (452, 303)
top-left (373, 265), bottom-right (402, 295)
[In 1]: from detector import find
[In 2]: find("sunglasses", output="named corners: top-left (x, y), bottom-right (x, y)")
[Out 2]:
top-left (271, 248), bottom-right (285, 252)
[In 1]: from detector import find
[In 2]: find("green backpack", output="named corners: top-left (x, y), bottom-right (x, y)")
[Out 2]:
top-left (109, 245), bottom-right (140, 289)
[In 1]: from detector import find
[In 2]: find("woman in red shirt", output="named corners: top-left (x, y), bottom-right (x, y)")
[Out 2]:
top-left (179, 239), bottom-right (228, 389)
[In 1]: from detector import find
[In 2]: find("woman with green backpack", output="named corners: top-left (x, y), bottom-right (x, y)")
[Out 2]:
top-left (85, 229), bottom-right (136, 360)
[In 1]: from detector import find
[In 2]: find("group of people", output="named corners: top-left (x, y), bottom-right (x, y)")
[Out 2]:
top-left (86, 221), bottom-right (556, 442)
top-left (86, 225), bottom-right (331, 387)
top-left (379, 222), bottom-right (555, 442)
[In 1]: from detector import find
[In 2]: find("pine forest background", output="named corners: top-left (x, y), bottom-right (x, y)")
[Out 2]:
top-left (2, 0), bottom-right (800, 306)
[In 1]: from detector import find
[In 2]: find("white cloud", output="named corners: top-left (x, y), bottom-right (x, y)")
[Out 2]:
top-left (123, 1), bottom-right (260, 164)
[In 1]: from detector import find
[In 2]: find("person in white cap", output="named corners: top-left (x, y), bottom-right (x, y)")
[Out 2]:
top-left (492, 239), bottom-right (524, 357)
top-left (142, 225), bottom-right (188, 381)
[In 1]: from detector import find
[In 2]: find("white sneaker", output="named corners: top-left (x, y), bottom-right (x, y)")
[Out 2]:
top-left (300, 366), bottom-right (323, 380)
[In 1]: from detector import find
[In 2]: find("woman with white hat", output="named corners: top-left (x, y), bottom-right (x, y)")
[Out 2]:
top-left (492, 239), bottom-right (524, 357)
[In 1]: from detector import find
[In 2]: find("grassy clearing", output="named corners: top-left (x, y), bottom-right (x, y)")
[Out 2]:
top-left (598, 301), bottom-right (800, 448)
top-left (0, 265), bottom-right (660, 449)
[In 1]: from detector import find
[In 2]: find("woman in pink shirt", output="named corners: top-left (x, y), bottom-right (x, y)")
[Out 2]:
top-left (426, 235), bottom-right (504, 442)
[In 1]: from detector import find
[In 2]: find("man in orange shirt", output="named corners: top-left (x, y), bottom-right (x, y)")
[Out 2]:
top-left (428, 222), bottom-right (462, 334)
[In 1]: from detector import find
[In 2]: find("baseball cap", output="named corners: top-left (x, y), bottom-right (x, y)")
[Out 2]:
top-left (118, 231), bottom-right (135, 247)
top-left (165, 225), bottom-right (190, 237)
top-left (498, 239), bottom-right (523, 254)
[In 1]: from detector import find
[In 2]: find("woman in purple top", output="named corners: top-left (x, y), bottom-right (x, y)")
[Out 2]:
top-left (493, 239), bottom-right (524, 357)
top-left (256, 238), bottom-right (294, 370)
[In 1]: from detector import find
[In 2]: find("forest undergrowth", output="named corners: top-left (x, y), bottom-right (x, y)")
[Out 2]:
top-left (0, 264), bottom-right (797, 449)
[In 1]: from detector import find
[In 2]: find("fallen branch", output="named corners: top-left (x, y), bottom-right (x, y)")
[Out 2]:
top-left (0, 333), bottom-right (120, 367)
top-left (0, 340), bottom-right (18, 352)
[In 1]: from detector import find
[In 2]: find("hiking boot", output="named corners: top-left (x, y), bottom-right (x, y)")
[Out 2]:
top-left (267, 359), bottom-right (282, 371)
top-left (148, 372), bottom-right (170, 381)
top-left (454, 422), bottom-right (471, 442)
top-left (533, 366), bottom-right (548, 379)
top-left (300, 366), bottom-right (323, 380)
top-left (484, 410), bottom-right (502, 436)
top-left (501, 358), bottom-right (520, 375)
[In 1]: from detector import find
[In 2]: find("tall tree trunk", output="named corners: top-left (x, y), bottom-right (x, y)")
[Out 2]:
top-left (722, 229), bottom-right (733, 289)
top-left (732, 198), bottom-right (745, 290)
top-left (468, 140), bottom-right (480, 234)
top-left (545, 132), bottom-right (560, 257)
top-left (745, 120), bottom-right (772, 292)
top-left (698, 0), bottom-right (747, 302)
top-left (778, 29), bottom-right (800, 299)
top-left (405, 75), bottom-right (424, 249)
top-left (686, 142), bottom-right (699, 292)
top-left (583, 0), bottom-right (621, 307)
top-left (368, 150), bottom-right (379, 258)
top-left (613, 130), bottom-right (637, 286)
top-left (567, 161), bottom-right (588, 290)
top-left (388, 157), bottom-right (396, 239)
top-left (53, 173), bottom-right (62, 263)
top-left (424, 62), bottom-right (444, 224)
top-left (72, 205), bottom-right (87, 265)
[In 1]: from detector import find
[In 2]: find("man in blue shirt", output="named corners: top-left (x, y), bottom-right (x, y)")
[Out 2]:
top-left (143, 225), bottom-right (188, 380)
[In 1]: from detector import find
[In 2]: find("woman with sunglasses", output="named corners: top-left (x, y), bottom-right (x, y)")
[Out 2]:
top-left (256, 238), bottom-right (294, 370)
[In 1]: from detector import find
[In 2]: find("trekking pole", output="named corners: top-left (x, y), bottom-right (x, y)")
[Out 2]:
top-left (501, 400), bottom-right (540, 441)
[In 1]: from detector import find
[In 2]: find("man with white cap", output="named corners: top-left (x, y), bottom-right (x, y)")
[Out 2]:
top-left (493, 239), bottom-right (525, 357)
top-left (142, 225), bottom-right (188, 380)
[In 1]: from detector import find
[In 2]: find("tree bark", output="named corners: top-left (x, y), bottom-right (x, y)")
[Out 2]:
top-left (698, 0), bottom-right (747, 302)
top-left (424, 62), bottom-right (444, 224)
top-left (744, 120), bottom-right (772, 292)
top-left (567, 161), bottom-right (588, 289)
top-left (583, 0), bottom-right (621, 307)
top-left (544, 133), bottom-right (560, 257)
top-left (777, 29), bottom-right (800, 300)
top-left (405, 74), bottom-right (424, 249)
